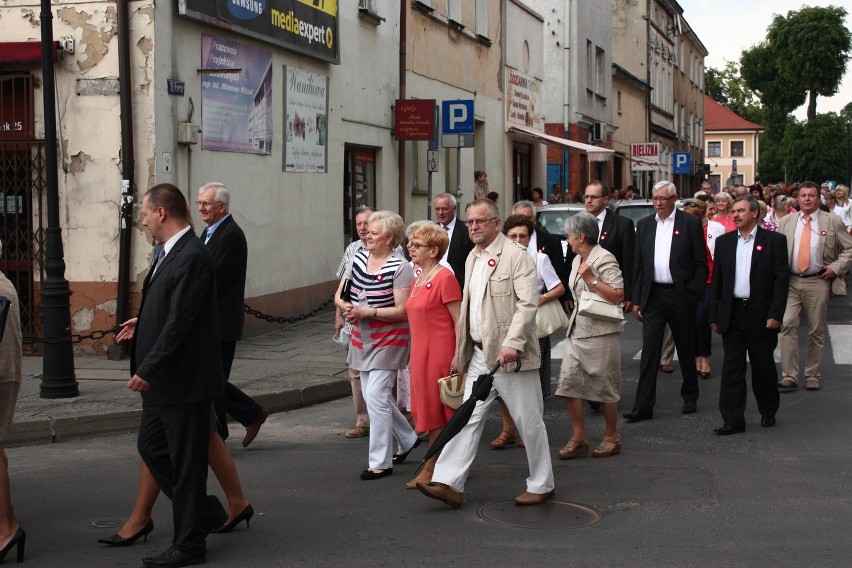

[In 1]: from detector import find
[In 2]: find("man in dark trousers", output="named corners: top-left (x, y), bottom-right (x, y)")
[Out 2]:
top-left (434, 193), bottom-right (474, 287)
top-left (709, 196), bottom-right (789, 435)
top-left (624, 180), bottom-right (707, 422)
top-left (119, 183), bottom-right (226, 567)
top-left (198, 182), bottom-right (268, 448)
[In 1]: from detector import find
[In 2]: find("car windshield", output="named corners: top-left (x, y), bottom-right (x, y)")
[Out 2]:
top-left (615, 204), bottom-right (655, 229)
top-left (537, 209), bottom-right (582, 237)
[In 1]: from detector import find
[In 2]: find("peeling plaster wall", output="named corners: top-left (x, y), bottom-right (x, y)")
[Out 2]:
top-left (0, 1), bottom-right (156, 347)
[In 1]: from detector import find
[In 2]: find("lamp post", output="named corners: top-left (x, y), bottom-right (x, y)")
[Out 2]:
top-left (39, 0), bottom-right (78, 398)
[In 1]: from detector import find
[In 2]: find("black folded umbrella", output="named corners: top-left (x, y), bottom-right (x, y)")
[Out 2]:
top-left (416, 360), bottom-right (521, 473)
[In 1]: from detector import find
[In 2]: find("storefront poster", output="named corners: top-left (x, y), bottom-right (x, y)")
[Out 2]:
top-left (201, 35), bottom-right (273, 154)
top-left (180, 0), bottom-right (339, 64)
top-left (505, 68), bottom-right (542, 130)
top-left (283, 66), bottom-right (328, 173)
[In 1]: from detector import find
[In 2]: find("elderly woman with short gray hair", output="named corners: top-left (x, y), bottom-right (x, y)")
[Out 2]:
top-left (713, 191), bottom-right (736, 232)
top-left (555, 213), bottom-right (625, 460)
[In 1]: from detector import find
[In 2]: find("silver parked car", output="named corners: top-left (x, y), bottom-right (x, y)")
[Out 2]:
top-left (536, 203), bottom-right (586, 256)
top-left (613, 199), bottom-right (655, 230)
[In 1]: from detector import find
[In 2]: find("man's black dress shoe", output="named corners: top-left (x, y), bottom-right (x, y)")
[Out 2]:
top-left (202, 495), bottom-right (228, 534)
top-left (681, 402), bottom-right (697, 414)
top-left (392, 437), bottom-right (422, 464)
top-left (622, 410), bottom-right (653, 423)
top-left (713, 423), bottom-right (746, 436)
top-left (97, 519), bottom-right (153, 546)
top-left (761, 417), bottom-right (776, 427)
top-left (360, 468), bottom-right (393, 480)
top-left (142, 546), bottom-right (205, 567)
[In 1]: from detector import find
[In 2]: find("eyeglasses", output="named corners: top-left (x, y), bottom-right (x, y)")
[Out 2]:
top-left (465, 217), bottom-right (499, 227)
top-left (195, 200), bottom-right (223, 208)
top-left (652, 195), bottom-right (675, 202)
top-left (406, 242), bottom-right (431, 249)
top-left (584, 194), bottom-right (604, 201)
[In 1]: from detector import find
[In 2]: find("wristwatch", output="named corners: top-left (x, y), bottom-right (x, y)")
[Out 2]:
top-left (591, 279), bottom-right (599, 288)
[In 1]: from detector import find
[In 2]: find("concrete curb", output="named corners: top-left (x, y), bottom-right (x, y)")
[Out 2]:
top-left (3, 379), bottom-right (352, 448)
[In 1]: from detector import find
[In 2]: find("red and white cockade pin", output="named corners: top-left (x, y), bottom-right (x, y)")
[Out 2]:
top-left (821, 230), bottom-right (827, 236)
top-left (600, 232), bottom-right (608, 241)
top-left (376, 274), bottom-right (384, 281)
top-left (674, 229), bottom-right (681, 236)
top-left (414, 268), bottom-right (422, 277)
top-left (756, 245), bottom-right (764, 252)
top-left (426, 282), bottom-right (433, 289)
top-left (488, 258), bottom-right (497, 267)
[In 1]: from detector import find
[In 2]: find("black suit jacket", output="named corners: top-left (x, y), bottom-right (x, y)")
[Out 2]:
top-left (132, 230), bottom-right (224, 406)
top-left (599, 210), bottom-right (636, 302)
top-left (632, 208), bottom-right (707, 307)
top-left (202, 215), bottom-right (248, 342)
top-left (709, 227), bottom-right (789, 336)
top-left (446, 219), bottom-right (475, 288)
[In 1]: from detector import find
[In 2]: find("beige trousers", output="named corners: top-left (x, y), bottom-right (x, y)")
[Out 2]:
top-left (780, 275), bottom-right (830, 383)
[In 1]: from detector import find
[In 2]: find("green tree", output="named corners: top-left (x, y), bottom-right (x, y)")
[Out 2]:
top-left (779, 113), bottom-right (847, 182)
top-left (704, 61), bottom-right (763, 123)
top-left (740, 43), bottom-right (805, 116)
top-left (766, 6), bottom-right (851, 121)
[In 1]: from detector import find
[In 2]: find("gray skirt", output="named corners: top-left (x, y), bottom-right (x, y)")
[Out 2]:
top-left (555, 331), bottom-right (621, 403)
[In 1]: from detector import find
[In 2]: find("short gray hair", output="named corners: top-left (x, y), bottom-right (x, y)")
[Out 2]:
top-left (368, 210), bottom-right (406, 248)
top-left (406, 219), bottom-right (438, 237)
top-left (199, 182), bottom-right (231, 206)
top-left (564, 212), bottom-right (599, 245)
top-left (652, 180), bottom-right (676, 197)
top-left (470, 198), bottom-right (499, 218)
top-left (512, 200), bottom-right (536, 215)
top-left (433, 193), bottom-right (457, 208)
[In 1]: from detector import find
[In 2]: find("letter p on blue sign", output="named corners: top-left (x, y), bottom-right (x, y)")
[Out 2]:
top-left (442, 100), bottom-right (475, 134)
top-left (672, 152), bottom-right (691, 174)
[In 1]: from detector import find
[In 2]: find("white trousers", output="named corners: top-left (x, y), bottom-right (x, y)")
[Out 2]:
top-left (431, 348), bottom-right (555, 494)
top-left (360, 369), bottom-right (418, 470)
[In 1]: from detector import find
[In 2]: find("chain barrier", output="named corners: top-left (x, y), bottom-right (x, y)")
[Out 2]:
top-left (243, 296), bottom-right (334, 325)
top-left (22, 324), bottom-right (121, 346)
top-left (21, 297), bottom-right (334, 345)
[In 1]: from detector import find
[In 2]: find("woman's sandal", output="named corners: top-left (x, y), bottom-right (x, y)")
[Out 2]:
top-left (490, 431), bottom-right (516, 449)
top-left (592, 435), bottom-right (622, 458)
top-left (558, 438), bottom-right (589, 460)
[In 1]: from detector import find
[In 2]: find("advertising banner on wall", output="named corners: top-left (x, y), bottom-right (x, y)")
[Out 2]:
top-left (180, 0), bottom-right (339, 64)
top-left (283, 65), bottom-right (329, 173)
top-left (201, 35), bottom-right (273, 154)
top-left (505, 68), bottom-right (542, 130)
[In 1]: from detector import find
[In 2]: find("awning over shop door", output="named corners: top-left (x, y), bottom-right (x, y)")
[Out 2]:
top-left (0, 42), bottom-right (61, 65)
top-left (507, 124), bottom-right (614, 162)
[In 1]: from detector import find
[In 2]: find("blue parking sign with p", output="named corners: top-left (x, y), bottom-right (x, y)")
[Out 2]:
top-left (672, 152), bottom-right (691, 174)
top-left (441, 100), bottom-right (474, 134)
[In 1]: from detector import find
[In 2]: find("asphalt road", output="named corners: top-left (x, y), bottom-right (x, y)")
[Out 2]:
top-left (6, 296), bottom-right (852, 567)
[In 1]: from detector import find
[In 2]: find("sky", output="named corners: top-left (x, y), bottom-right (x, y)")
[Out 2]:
top-left (681, 0), bottom-right (851, 120)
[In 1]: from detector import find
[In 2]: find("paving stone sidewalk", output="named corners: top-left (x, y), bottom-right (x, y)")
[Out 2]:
top-left (5, 309), bottom-right (349, 447)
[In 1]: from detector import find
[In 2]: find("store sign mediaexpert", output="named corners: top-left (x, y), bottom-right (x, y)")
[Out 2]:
top-left (180, 0), bottom-right (339, 64)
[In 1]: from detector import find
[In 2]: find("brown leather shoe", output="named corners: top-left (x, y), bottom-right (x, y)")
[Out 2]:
top-left (777, 378), bottom-right (798, 390)
top-left (660, 364), bottom-right (674, 373)
top-left (806, 378), bottom-right (820, 391)
top-left (242, 408), bottom-right (270, 448)
top-left (345, 425), bottom-right (370, 438)
top-left (514, 489), bottom-right (555, 505)
top-left (416, 482), bottom-right (463, 508)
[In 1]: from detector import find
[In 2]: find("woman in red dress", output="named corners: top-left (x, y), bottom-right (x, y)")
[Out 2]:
top-left (404, 223), bottom-right (461, 489)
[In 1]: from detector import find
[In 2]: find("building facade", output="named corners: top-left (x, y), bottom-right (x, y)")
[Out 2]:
top-left (704, 95), bottom-right (763, 188)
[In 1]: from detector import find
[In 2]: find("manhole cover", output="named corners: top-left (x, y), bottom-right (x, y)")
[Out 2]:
top-left (478, 499), bottom-right (602, 530)
top-left (91, 519), bottom-right (123, 529)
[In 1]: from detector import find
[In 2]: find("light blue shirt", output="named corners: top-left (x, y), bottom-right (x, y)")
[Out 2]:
top-left (733, 226), bottom-right (757, 299)
top-left (204, 213), bottom-right (231, 244)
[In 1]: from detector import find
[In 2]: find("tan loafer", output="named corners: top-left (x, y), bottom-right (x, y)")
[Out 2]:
top-left (345, 426), bottom-right (370, 438)
top-left (777, 378), bottom-right (798, 390)
top-left (514, 489), bottom-right (555, 505)
top-left (416, 482), bottom-right (463, 508)
top-left (805, 378), bottom-right (820, 391)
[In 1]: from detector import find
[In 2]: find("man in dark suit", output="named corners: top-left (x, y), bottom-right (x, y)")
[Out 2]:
top-left (709, 196), bottom-right (789, 435)
top-left (624, 180), bottom-right (707, 422)
top-left (434, 193), bottom-right (474, 287)
top-left (198, 182), bottom-right (268, 448)
top-left (118, 184), bottom-right (226, 567)
top-left (583, 181), bottom-right (635, 311)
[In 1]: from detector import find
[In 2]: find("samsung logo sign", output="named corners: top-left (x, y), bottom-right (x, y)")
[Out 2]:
top-left (228, 0), bottom-right (265, 20)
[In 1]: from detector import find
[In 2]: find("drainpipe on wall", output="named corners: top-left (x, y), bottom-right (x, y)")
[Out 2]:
top-left (397, 3), bottom-right (407, 218)
top-left (110, 0), bottom-right (135, 360)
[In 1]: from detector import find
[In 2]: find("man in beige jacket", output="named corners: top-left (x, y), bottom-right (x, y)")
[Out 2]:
top-left (777, 181), bottom-right (852, 391)
top-left (417, 199), bottom-right (555, 508)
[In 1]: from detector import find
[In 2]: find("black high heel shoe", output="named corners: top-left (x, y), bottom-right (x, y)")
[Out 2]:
top-left (97, 520), bottom-right (153, 547)
top-left (211, 504), bottom-right (254, 533)
top-left (0, 526), bottom-right (26, 563)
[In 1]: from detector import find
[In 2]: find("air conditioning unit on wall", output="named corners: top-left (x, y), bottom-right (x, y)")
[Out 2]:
top-left (591, 122), bottom-right (606, 143)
